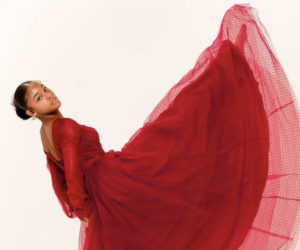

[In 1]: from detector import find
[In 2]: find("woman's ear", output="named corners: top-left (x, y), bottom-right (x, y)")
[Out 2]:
top-left (26, 108), bottom-right (36, 117)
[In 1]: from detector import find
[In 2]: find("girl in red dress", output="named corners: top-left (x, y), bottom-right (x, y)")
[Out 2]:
top-left (11, 4), bottom-right (300, 250)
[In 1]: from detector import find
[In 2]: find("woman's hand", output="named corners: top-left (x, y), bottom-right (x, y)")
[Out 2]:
top-left (80, 216), bottom-right (89, 228)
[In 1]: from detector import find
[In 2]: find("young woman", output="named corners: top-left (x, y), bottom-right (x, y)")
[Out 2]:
top-left (11, 4), bottom-right (300, 250)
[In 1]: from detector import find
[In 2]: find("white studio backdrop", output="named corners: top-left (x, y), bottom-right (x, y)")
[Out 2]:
top-left (1, 0), bottom-right (299, 249)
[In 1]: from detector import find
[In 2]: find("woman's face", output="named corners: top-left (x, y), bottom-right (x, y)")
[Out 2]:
top-left (25, 81), bottom-right (61, 118)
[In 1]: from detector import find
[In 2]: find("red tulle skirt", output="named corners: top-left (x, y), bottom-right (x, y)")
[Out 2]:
top-left (80, 4), bottom-right (300, 250)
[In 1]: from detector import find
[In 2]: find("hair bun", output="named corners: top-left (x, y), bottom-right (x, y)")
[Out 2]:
top-left (15, 105), bottom-right (31, 120)
top-left (11, 96), bottom-right (31, 120)
top-left (12, 80), bottom-right (33, 121)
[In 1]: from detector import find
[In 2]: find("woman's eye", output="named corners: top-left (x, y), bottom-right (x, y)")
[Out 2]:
top-left (44, 87), bottom-right (47, 91)
top-left (38, 96), bottom-right (42, 101)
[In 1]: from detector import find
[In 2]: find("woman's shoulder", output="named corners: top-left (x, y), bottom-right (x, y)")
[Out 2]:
top-left (53, 117), bottom-right (81, 139)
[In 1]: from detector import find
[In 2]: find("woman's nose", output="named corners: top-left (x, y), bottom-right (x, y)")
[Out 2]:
top-left (47, 93), bottom-right (53, 100)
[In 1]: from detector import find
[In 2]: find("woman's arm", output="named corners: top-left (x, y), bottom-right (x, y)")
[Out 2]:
top-left (45, 156), bottom-right (76, 218)
top-left (58, 118), bottom-right (93, 220)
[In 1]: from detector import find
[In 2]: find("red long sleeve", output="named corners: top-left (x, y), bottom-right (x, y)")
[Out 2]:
top-left (58, 119), bottom-right (94, 220)
top-left (45, 155), bottom-right (76, 218)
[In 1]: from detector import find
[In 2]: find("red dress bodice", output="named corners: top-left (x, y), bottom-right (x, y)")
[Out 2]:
top-left (44, 117), bottom-right (106, 219)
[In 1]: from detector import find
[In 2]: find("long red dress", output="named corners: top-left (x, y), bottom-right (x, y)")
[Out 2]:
top-left (44, 3), bottom-right (300, 250)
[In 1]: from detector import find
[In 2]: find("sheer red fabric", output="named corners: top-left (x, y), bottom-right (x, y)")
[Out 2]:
top-left (44, 3), bottom-right (300, 250)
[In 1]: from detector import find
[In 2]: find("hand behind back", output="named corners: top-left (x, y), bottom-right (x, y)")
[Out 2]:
top-left (80, 216), bottom-right (89, 228)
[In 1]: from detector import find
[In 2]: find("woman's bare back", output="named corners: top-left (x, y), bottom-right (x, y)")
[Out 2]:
top-left (40, 122), bottom-right (62, 161)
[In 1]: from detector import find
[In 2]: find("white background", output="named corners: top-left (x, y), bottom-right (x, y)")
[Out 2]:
top-left (1, 0), bottom-right (300, 249)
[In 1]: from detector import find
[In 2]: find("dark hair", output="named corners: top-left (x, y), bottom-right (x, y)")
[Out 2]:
top-left (11, 80), bottom-right (33, 120)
